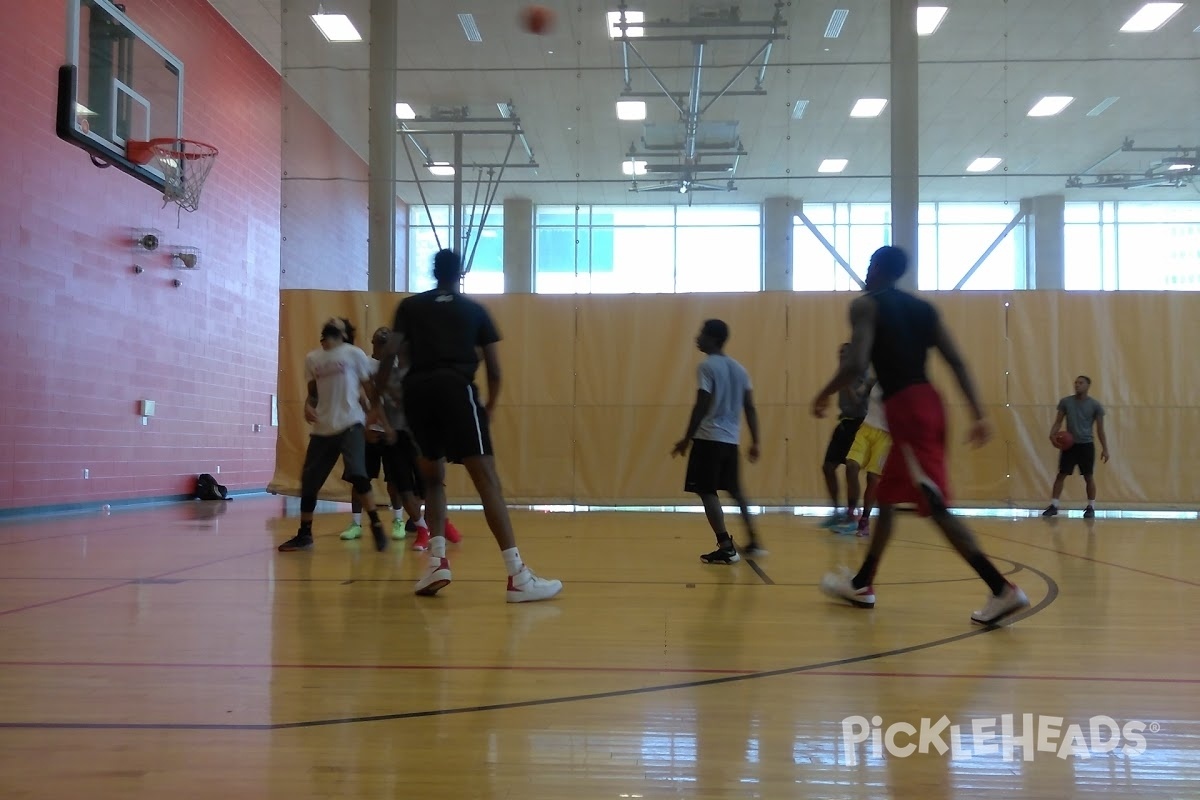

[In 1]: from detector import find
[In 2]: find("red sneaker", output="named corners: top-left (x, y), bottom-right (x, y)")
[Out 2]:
top-left (411, 525), bottom-right (431, 551)
top-left (445, 519), bottom-right (462, 544)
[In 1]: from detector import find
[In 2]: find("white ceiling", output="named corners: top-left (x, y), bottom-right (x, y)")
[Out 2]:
top-left (208, 0), bottom-right (1200, 205)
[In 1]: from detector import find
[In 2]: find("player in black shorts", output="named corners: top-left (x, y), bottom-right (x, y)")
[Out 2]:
top-left (671, 319), bottom-right (765, 564)
top-left (380, 250), bottom-right (561, 603)
top-left (279, 318), bottom-right (388, 553)
top-left (340, 328), bottom-right (463, 548)
top-left (1043, 376), bottom-right (1109, 519)
top-left (821, 344), bottom-right (870, 530)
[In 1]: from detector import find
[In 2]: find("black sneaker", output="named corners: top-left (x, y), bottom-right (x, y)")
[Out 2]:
top-left (405, 518), bottom-right (417, 533)
top-left (1083, 506), bottom-right (1095, 519)
top-left (700, 546), bottom-right (740, 564)
top-left (1042, 505), bottom-right (1058, 517)
top-left (278, 533), bottom-right (313, 552)
top-left (370, 521), bottom-right (388, 552)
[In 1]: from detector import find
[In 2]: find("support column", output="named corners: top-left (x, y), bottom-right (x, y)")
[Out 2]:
top-left (503, 197), bottom-right (534, 293)
top-left (762, 196), bottom-right (797, 291)
top-left (367, 0), bottom-right (397, 292)
top-left (452, 133), bottom-right (464, 256)
top-left (890, 0), bottom-right (919, 292)
top-left (1027, 194), bottom-right (1066, 289)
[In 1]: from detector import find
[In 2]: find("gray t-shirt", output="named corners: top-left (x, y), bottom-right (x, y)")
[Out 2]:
top-left (694, 354), bottom-right (752, 445)
top-left (1057, 395), bottom-right (1105, 444)
top-left (369, 356), bottom-right (410, 432)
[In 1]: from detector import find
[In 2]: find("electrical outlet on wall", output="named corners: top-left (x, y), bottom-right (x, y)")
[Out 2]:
top-left (82, 468), bottom-right (89, 479)
top-left (216, 465), bottom-right (221, 474)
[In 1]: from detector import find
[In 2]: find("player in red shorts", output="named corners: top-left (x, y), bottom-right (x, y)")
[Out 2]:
top-left (810, 246), bottom-right (1029, 625)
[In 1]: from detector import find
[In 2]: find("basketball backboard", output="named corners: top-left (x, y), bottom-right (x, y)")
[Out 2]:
top-left (56, 0), bottom-right (184, 192)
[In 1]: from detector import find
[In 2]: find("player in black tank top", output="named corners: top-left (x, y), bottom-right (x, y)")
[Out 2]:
top-left (810, 246), bottom-right (1029, 626)
top-left (867, 286), bottom-right (938, 399)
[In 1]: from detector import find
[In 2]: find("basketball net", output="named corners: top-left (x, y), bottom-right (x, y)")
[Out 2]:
top-left (128, 138), bottom-right (219, 216)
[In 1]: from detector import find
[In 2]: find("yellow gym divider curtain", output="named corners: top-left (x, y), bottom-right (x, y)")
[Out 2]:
top-left (269, 290), bottom-right (1200, 509)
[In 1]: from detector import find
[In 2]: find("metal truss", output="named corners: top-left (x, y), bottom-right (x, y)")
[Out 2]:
top-left (1067, 138), bottom-right (1199, 191)
top-left (612, 2), bottom-right (786, 200)
top-left (399, 102), bottom-right (538, 274)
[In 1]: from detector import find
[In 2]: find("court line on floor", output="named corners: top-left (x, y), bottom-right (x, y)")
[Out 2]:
top-left (745, 559), bottom-right (774, 585)
top-left (0, 660), bottom-right (757, 675)
top-left (0, 524), bottom-right (176, 549)
top-left (0, 561), bottom-right (1059, 731)
top-left (2, 659), bottom-right (1190, 687)
top-left (979, 531), bottom-right (1200, 587)
top-left (0, 572), bottom-right (1020, 589)
top-left (804, 670), bottom-right (1200, 685)
top-left (0, 546), bottom-right (274, 618)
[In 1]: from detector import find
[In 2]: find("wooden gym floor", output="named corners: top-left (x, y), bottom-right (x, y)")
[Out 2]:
top-left (0, 497), bottom-right (1197, 799)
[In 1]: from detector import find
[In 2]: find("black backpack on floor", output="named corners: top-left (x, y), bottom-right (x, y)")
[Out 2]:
top-left (195, 473), bottom-right (229, 501)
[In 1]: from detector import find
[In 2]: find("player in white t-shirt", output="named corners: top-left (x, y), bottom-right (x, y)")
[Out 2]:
top-left (278, 318), bottom-right (389, 553)
top-left (842, 380), bottom-right (892, 536)
top-left (671, 319), bottom-right (765, 564)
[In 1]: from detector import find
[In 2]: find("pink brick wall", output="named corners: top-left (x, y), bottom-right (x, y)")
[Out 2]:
top-left (0, 0), bottom-right (368, 510)
top-left (279, 86), bottom-right (411, 291)
top-left (281, 83), bottom-right (371, 291)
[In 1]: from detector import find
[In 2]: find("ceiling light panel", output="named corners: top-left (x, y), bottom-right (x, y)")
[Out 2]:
top-left (622, 160), bottom-right (648, 176)
top-left (395, 103), bottom-right (416, 119)
top-left (616, 100), bottom-right (647, 120)
top-left (427, 163), bottom-right (455, 176)
top-left (825, 9), bottom-right (849, 38)
top-left (790, 99), bottom-right (810, 120)
top-left (607, 10), bottom-right (645, 38)
top-left (818, 158), bottom-right (848, 173)
top-left (967, 157), bottom-right (1003, 172)
top-left (1086, 97), bottom-right (1119, 117)
top-left (458, 13), bottom-right (483, 42)
top-left (850, 98), bottom-right (888, 118)
top-left (1120, 3), bottom-right (1184, 32)
top-left (916, 6), bottom-right (948, 35)
top-left (311, 13), bottom-right (362, 42)
top-left (1027, 96), bottom-right (1074, 117)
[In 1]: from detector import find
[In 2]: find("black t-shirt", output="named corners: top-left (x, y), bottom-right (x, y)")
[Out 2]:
top-left (393, 289), bottom-right (500, 381)
top-left (868, 287), bottom-right (939, 399)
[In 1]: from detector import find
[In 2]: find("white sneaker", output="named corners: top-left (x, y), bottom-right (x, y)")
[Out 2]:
top-left (506, 569), bottom-right (563, 603)
top-left (820, 567), bottom-right (876, 609)
top-left (339, 522), bottom-right (362, 541)
top-left (415, 557), bottom-right (452, 596)
top-left (971, 584), bottom-right (1030, 625)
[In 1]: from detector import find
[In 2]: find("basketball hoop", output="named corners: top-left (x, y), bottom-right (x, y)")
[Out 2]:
top-left (127, 138), bottom-right (219, 213)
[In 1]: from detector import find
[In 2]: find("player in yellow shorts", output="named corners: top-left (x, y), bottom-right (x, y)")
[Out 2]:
top-left (843, 382), bottom-right (891, 536)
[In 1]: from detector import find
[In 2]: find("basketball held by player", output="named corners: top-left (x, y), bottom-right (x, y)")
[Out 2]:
top-left (1043, 376), bottom-right (1109, 519)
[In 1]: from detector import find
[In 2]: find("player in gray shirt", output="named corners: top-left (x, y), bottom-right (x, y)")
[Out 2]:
top-left (672, 319), bottom-right (765, 564)
top-left (1043, 375), bottom-right (1110, 519)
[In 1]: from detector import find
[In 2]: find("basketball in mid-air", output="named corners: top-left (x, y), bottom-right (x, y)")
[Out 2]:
top-left (1053, 430), bottom-right (1074, 450)
top-left (520, 5), bottom-right (555, 35)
